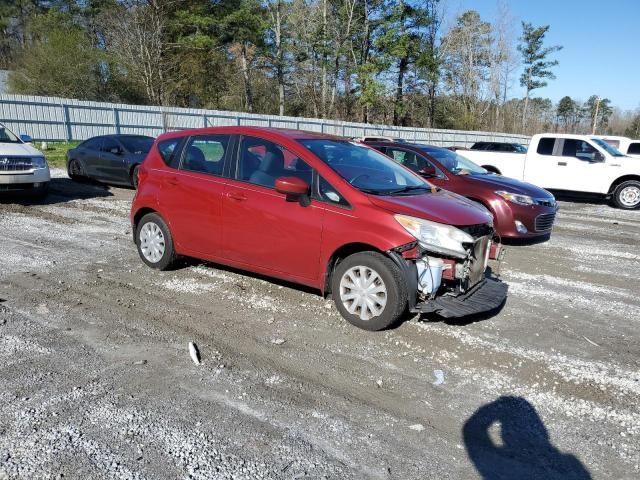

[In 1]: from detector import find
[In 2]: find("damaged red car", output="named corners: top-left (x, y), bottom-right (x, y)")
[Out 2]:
top-left (131, 127), bottom-right (507, 331)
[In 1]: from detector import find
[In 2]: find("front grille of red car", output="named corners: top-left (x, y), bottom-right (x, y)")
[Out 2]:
top-left (535, 213), bottom-right (555, 232)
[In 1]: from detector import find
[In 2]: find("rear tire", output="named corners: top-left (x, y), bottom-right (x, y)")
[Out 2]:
top-left (136, 212), bottom-right (177, 270)
top-left (612, 180), bottom-right (640, 209)
top-left (68, 159), bottom-right (85, 181)
top-left (331, 251), bottom-right (407, 331)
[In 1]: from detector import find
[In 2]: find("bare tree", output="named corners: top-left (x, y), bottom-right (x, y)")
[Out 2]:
top-left (100, 0), bottom-right (175, 105)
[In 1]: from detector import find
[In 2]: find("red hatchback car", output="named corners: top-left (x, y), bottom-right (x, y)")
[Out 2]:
top-left (131, 127), bottom-right (507, 330)
top-left (365, 142), bottom-right (558, 240)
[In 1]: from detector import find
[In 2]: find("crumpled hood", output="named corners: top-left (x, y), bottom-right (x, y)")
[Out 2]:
top-left (0, 142), bottom-right (43, 157)
top-left (368, 188), bottom-right (494, 226)
top-left (464, 173), bottom-right (553, 198)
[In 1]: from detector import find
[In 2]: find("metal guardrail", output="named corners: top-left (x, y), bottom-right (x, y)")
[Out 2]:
top-left (0, 94), bottom-right (531, 147)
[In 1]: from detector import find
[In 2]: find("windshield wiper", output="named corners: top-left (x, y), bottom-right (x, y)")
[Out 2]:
top-left (385, 185), bottom-right (431, 195)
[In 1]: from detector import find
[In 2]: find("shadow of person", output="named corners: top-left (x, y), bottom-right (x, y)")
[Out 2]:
top-left (463, 396), bottom-right (591, 480)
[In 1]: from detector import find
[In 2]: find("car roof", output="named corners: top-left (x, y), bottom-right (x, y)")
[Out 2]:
top-left (156, 126), bottom-right (344, 142)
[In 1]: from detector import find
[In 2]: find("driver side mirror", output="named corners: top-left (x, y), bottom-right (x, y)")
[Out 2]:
top-left (109, 146), bottom-right (123, 155)
top-left (20, 134), bottom-right (33, 143)
top-left (592, 152), bottom-right (605, 163)
top-left (275, 176), bottom-right (311, 205)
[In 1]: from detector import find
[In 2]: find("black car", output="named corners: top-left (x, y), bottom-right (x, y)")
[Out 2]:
top-left (66, 134), bottom-right (154, 188)
top-left (470, 141), bottom-right (527, 153)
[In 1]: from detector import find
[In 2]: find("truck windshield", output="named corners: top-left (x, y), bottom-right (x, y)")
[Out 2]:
top-left (592, 138), bottom-right (625, 157)
top-left (420, 147), bottom-right (489, 175)
top-left (298, 139), bottom-right (431, 195)
top-left (0, 124), bottom-right (21, 144)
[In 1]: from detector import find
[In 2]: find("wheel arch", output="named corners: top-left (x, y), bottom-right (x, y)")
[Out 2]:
top-left (608, 175), bottom-right (640, 194)
top-left (322, 242), bottom-right (385, 295)
top-left (132, 207), bottom-right (158, 239)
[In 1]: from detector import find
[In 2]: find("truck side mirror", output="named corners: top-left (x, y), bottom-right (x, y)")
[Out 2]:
top-left (592, 152), bottom-right (605, 163)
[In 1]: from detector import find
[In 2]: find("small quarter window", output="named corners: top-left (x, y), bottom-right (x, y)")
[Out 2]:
top-left (157, 138), bottom-right (181, 167)
top-left (318, 176), bottom-right (349, 207)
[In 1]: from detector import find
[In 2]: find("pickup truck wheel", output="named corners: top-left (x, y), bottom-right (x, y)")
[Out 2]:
top-left (331, 252), bottom-right (407, 331)
top-left (612, 180), bottom-right (640, 209)
top-left (136, 213), bottom-right (177, 270)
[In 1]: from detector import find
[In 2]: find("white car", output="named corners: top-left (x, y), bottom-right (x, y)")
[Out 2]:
top-left (460, 133), bottom-right (640, 209)
top-left (598, 136), bottom-right (640, 158)
top-left (0, 123), bottom-right (50, 198)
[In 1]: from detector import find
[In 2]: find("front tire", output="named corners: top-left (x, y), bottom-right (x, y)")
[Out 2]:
top-left (331, 251), bottom-right (408, 331)
top-left (136, 213), bottom-right (177, 270)
top-left (612, 180), bottom-right (640, 209)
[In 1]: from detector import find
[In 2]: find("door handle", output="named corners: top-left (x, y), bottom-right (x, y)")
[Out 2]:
top-left (557, 162), bottom-right (567, 166)
top-left (227, 191), bottom-right (247, 202)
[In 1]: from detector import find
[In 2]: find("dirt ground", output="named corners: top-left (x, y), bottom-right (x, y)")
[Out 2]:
top-left (1, 170), bottom-right (639, 479)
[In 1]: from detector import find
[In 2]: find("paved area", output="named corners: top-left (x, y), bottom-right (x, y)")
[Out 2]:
top-left (1, 171), bottom-right (638, 479)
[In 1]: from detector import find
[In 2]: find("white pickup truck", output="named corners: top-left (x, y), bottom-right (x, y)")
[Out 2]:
top-left (461, 133), bottom-right (640, 209)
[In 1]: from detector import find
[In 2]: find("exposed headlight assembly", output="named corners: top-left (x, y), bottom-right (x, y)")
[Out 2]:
top-left (31, 156), bottom-right (47, 169)
top-left (395, 214), bottom-right (474, 259)
top-left (495, 190), bottom-right (534, 206)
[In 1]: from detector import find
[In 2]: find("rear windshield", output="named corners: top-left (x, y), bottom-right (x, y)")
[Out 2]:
top-left (298, 139), bottom-right (431, 196)
top-left (119, 136), bottom-right (154, 154)
top-left (0, 124), bottom-right (21, 143)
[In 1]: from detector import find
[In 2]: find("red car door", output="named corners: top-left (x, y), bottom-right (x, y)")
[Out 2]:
top-left (159, 134), bottom-right (232, 256)
top-left (221, 135), bottom-right (325, 282)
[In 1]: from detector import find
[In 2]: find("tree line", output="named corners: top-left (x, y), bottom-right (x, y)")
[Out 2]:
top-left (1, 0), bottom-right (638, 137)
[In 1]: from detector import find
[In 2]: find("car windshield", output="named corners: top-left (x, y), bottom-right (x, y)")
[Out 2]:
top-left (420, 147), bottom-right (488, 175)
top-left (591, 138), bottom-right (625, 157)
top-left (0, 124), bottom-right (21, 144)
top-left (118, 136), bottom-right (154, 154)
top-left (298, 139), bottom-right (431, 195)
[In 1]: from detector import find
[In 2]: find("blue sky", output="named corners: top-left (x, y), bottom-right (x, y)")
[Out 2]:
top-left (446, 0), bottom-right (640, 111)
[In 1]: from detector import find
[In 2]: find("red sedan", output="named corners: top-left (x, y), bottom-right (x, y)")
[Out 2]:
top-left (365, 141), bottom-right (558, 240)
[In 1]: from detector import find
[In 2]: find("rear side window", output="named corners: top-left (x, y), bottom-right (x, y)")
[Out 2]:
top-left (157, 138), bottom-right (181, 167)
top-left (182, 135), bottom-right (230, 176)
top-left (81, 137), bottom-right (102, 150)
top-left (627, 143), bottom-right (640, 155)
top-left (536, 138), bottom-right (555, 156)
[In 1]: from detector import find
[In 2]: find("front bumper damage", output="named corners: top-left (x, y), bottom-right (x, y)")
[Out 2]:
top-left (389, 238), bottom-right (508, 318)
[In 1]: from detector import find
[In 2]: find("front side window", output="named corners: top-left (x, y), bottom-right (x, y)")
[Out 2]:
top-left (298, 139), bottom-right (430, 196)
top-left (238, 136), bottom-right (312, 189)
top-left (563, 139), bottom-right (598, 161)
top-left (182, 135), bottom-right (230, 176)
top-left (385, 147), bottom-right (444, 178)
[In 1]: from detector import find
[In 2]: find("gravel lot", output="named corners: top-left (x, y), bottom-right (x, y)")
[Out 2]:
top-left (1, 170), bottom-right (639, 479)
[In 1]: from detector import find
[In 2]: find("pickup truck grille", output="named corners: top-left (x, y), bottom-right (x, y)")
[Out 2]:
top-left (0, 157), bottom-right (33, 172)
top-left (535, 213), bottom-right (556, 232)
